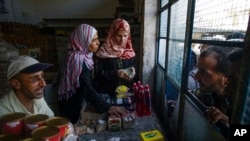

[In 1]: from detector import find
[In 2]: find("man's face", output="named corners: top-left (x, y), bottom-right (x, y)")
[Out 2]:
top-left (16, 71), bottom-right (46, 99)
top-left (194, 55), bottom-right (228, 95)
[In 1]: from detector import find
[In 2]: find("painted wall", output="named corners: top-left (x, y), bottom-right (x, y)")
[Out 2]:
top-left (142, 0), bottom-right (157, 88)
top-left (0, 0), bottom-right (118, 24)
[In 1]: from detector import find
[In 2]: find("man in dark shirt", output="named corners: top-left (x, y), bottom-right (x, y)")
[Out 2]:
top-left (193, 46), bottom-right (231, 126)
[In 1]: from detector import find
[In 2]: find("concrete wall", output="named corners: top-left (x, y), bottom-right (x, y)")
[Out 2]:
top-left (0, 0), bottom-right (118, 24)
top-left (142, 0), bottom-right (157, 88)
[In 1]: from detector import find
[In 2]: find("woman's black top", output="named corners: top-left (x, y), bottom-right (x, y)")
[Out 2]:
top-left (94, 56), bottom-right (135, 98)
top-left (57, 63), bottom-right (111, 124)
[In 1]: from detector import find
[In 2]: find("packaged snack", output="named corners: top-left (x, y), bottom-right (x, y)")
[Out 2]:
top-left (108, 116), bottom-right (121, 131)
top-left (122, 112), bottom-right (136, 129)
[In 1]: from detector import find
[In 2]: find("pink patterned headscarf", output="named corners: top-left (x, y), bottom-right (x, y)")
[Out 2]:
top-left (96, 18), bottom-right (135, 59)
top-left (58, 24), bottom-right (97, 100)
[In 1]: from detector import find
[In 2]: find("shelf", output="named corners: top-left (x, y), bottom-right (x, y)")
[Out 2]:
top-left (43, 18), bottom-right (115, 28)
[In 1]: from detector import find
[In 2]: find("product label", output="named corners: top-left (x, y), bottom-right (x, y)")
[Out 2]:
top-left (26, 123), bottom-right (38, 129)
top-left (117, 99), bottom-right (123, 104)
top-left (144, 132), bottom-right (157, 138)
top-left (108, 117), bottom-right (121, 131)
top-left (6, 121), bottom-right (19, 127)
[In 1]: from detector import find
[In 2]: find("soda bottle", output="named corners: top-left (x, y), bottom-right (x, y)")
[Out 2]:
top-left (137, 85), bottom-right (145, 117)
top-left (133, 83), bottom-right (138, 101)
top-left (132, 83), bottom-right (139, 115)
top-left (144, 84), bottom-right (151, 116)
top-left (137, 81), bottom-right (141, 87)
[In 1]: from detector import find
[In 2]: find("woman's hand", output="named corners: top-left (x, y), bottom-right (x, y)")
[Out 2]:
top-left (118, 69), bottom-right (131, 81)
top-left (129, 67), bottom-right (136, 78)
top-left (108, 106), bottom-right (129, 117)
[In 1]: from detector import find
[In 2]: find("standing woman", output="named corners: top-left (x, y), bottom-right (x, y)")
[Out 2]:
top-left (57, 24), bottom-right (128, 124)
top-left (95, 18), bottom-right (136, 98)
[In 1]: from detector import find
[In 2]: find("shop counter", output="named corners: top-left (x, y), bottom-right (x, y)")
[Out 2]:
top-left (77, 113), bottom-right (165, 141)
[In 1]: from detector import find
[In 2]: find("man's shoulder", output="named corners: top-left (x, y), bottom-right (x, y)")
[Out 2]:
top-left (0, 90), bottom-right (20, 107)
top-left (0, 92), bottom-right (14, 117)
top-left (0, 93), bottom-right (10, 103)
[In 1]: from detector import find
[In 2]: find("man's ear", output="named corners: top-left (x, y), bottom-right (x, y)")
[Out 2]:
top-left (9, 79), bottom-right (21, 89)
top-left (222, 76), bottom-right (229, 88)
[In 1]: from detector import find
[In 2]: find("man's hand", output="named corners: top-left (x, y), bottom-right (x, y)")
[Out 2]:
top-left (206, 106), bottom-right (229, 127)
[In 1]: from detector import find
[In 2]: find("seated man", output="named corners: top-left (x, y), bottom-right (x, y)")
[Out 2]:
top-left (193, 46), bottom-right (231, 126)
top-left (0, 55), bottom-right (54, 117)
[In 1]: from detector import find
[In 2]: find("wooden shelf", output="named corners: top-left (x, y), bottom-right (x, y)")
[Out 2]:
top-left (43, 18), bottom-right (115, 28)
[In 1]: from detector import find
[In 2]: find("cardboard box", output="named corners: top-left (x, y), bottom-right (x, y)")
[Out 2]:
top-left (140, 130), bottom-right (165, 141)
top-left (122, 112), bottom-right (136, 129)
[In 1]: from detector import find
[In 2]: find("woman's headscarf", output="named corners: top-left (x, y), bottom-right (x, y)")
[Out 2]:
top-left (58, 24), bottom-right (97, 100)
top-left (96, 18), bottom-right (135, 59)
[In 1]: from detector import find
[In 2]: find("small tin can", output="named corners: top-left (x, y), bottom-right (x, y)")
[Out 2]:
top-left (0, 112), bottom-right (26, 136)
top-left (45, 117), bottom-right (69, 139)
top-left (20, 137), bottom-right (37, 141)
top-left (32, 126), bottom-right (60, 141)
top-left (24, 114), bottom-right (49, 137)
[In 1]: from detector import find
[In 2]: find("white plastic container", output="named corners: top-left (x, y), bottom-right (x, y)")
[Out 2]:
top-left (0, 41), bottom-right (19, 61)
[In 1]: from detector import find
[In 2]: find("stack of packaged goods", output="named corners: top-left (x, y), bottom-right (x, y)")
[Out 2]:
top-left (107, 85), bottom-right (136, 131)
top-left (112, 85), bottom-right (135, 112)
